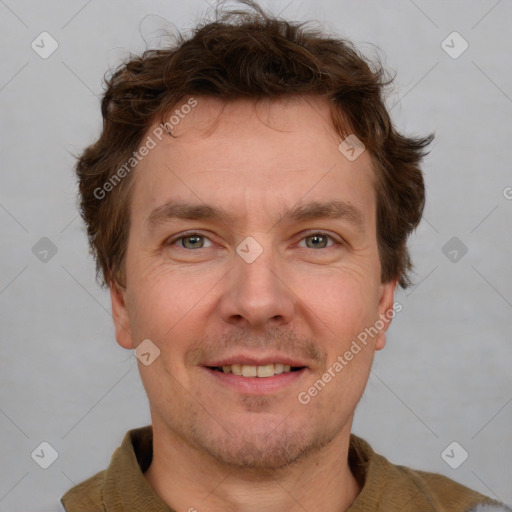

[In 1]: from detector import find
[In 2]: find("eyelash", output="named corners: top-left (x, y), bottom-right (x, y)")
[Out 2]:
top-left (166, 231), bottom-right (341, 250)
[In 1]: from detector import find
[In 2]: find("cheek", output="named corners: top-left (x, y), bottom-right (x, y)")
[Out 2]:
top-left (126, 262), bottom-right (220, 353)
top-left (296, 268), bottom-right (380, 397)
top-left (297, 267), bottom-right (379, 341)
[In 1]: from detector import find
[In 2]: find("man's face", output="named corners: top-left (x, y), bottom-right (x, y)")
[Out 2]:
top-left (112, 96), bottom-right (396, 469)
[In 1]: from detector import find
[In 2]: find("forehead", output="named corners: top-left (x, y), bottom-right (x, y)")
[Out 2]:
top-left (131, 96), bottom-right (376, 229)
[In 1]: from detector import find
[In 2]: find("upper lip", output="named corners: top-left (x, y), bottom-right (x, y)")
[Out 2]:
top-left (203, 354), bottom-right (309, 368)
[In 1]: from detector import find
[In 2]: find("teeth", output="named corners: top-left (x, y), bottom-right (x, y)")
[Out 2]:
top-left (257, 364), bottom-right (274, 377)
top-left (274, 363), bottom-right (284, 374)
top-left (242, 365), bottom-right (257, 377)
top-left (218, 363), bottom-right (297, 377)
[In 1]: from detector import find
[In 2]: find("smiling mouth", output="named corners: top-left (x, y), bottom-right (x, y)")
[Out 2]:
top-left (207, 363), bottom-right (306, 378)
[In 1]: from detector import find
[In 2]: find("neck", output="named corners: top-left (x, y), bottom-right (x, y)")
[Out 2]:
top-left (145, 418), bottom-right (361, 512)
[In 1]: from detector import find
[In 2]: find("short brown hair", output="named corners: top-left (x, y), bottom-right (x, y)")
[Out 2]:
top-left (76, 0), bottom-right (432, 289)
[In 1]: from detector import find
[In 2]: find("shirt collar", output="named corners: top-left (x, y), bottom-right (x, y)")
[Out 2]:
top-left (104, 425), bottom-right (384, 511)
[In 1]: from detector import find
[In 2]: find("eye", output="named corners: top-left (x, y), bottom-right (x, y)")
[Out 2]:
top-left (297, 232), bottom-right (337, 249)
top-left (169, 233), bottom-right (214, 250)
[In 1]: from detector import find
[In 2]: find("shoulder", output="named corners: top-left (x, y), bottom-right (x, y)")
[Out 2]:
top-left (349, 434), bottom-right (511, 512)
top-left (402, 464), bottom-right (508, 512)
top-left (61, 470), bottom-right (106, 511)
top-left (60, 426), bottom-right (156, 512)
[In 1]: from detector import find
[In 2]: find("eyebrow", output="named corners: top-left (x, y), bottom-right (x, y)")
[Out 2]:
top-left (147, 199), bottom-right (365, 230)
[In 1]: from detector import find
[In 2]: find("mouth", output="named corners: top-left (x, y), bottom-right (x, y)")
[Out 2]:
top-left (206, 363), bottom-right (306, 378)
top-left (202, 359), bottom-right (309, 395)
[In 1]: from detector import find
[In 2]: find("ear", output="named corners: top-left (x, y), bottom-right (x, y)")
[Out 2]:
top-left (374, 280), bottom-right (398, 351)
top-left (110, 281), bottom-right (135, 349)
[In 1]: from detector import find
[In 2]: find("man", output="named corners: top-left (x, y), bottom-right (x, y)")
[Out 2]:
top-left (61, 1), bottom-right (510, 511)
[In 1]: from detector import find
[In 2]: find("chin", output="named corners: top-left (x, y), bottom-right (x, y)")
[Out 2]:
top-left (190, 414), bottom-right (339, 470)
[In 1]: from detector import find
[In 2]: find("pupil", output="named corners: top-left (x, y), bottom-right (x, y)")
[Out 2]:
top-left (185, 235), bottom-right (202, 249)
top-left (308, 235), bottom-right (326, 248)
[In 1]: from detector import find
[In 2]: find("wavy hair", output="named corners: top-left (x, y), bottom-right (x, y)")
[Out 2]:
top-left (76, 0), bottom-right (433, 289)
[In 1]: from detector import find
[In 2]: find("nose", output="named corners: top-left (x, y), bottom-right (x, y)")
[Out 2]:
top-left (218, 239), bottom-right (296, 329)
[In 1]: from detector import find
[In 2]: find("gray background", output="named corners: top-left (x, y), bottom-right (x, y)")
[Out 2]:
top-left (1, 0), bottom-right (511, 510)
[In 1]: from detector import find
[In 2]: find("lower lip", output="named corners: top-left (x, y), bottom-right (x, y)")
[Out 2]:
top-left (203, 367), bottom-right (307, 394)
